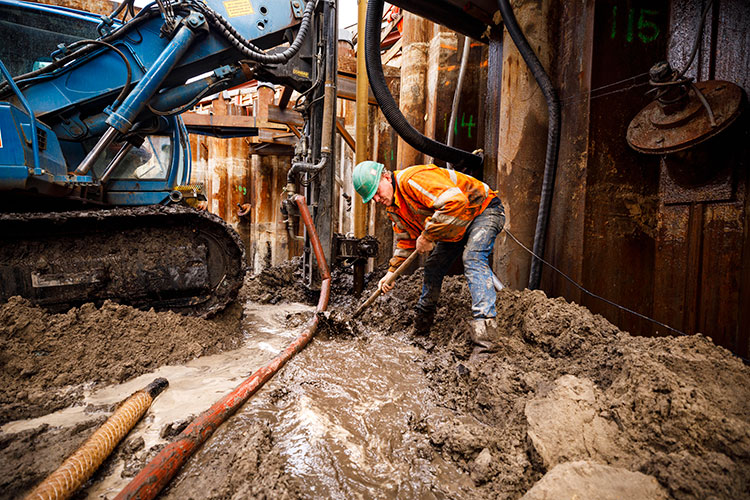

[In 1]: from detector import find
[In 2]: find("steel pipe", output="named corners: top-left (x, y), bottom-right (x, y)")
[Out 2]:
top-left (115, 195), bottom-right (330, 500)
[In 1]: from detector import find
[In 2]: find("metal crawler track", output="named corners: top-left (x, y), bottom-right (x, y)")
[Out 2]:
top-left (0, 205), bottom-right (246, 317)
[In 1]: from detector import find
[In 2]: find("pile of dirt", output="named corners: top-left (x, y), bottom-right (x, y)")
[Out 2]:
top-left (0, 296), bottom-right (244, 424)
top-left (347, 269), bottom-right (750, 499)
top-left (241, 256), bottom-right (310, 304)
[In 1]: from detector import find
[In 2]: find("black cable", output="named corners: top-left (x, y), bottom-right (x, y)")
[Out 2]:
top-left (65, 39), bottom-right (133, 107)
top-left (365, 0), bottom-right (482, 170)
top-left (197, 0), bottom-right (315, 64)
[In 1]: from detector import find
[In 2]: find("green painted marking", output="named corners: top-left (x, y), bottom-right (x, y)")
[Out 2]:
top-left (638, 9), bottom-right (660, 43)
top-left (611, 5), bottom-right (617, 40)
top-left (461, 113), bottom-right (475, 139)
top-left (612, 6), bottom-right (659, 45)
top-left (627, 7), bottom-right (634, 43)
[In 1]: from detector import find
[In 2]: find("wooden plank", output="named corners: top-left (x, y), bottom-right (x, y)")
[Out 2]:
top-left (248, 129), bottom-right (298, 146)
top-left (336, 118), bottom-right (356, 151)
top-left (278, 85), bottom-right (293, 110)
top-left (267, 105), bottom-right (304, 127)
top-left (182, 112), bottom-right (257, 129)
top-left (382, 37), bottom-right (402, 65)
top-left (337, 73), bottom-right (377, 105)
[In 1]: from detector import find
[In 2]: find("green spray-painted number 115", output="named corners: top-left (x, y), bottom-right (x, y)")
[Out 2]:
top-left (611, 6), bottom-right (660, 44)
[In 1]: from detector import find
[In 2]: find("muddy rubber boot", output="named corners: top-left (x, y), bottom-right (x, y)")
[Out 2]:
top-left (409, 309), bottom-right (436, 337)
top-left (469, 318), bottom-right (499, 363)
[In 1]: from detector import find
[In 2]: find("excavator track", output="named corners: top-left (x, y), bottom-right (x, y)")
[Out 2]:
top-left (0, 206), bottom-right (246, 317)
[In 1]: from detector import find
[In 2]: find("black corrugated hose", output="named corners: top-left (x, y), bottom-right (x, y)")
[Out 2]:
top-left (365, 0), bottom-right (482, 171)
top-left (497, 0), bottom-right (561, 290)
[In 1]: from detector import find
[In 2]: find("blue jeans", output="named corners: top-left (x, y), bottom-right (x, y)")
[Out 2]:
top-left (416, 199), bottom-right (505, 319)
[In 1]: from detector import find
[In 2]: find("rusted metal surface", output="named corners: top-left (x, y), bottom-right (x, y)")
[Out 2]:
top-left (538, 0), bottom-right (749, 358)
top-left (450, 38), bottom-right (484, 179)
top-left (648, 0), bottom-right (750, 357)
top-left (627, 80), bottom-right (744, 154)
top-left (188, 92), bottom-right (297, 272)
top-left (396, 12), bottom-right (430, 169)
top-left (540, 0), bottom-right (595, 305)
top-left (424, 28), bottom-right (458, 166)
top-left (578, 0), bottom-right (667, 336)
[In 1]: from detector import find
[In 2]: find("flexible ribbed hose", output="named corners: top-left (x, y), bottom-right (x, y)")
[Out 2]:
top-left (25, 378), bottom-right (168, 500)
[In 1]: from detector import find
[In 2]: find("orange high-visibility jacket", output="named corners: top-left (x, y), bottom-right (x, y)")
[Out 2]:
top-left (386, 164), bottom-right (497, 272)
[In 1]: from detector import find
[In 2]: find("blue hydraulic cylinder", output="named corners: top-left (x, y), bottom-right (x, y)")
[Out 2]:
top-left (106, 14), bottom-right (204, 133)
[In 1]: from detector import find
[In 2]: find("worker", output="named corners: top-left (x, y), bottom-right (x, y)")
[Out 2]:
top-left (352, 161), bottom-right (505, 356)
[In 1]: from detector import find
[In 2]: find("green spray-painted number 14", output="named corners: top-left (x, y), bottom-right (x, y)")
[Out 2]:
top-left (611, 6), bottom-right (660, 44)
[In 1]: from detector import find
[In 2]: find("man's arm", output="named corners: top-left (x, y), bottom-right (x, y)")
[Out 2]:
top-left (388, 219), bottom-right (415, 272)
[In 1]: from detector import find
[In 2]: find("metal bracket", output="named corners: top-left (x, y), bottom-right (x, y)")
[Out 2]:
top-left (332, 233), bottom-right (379, 267)
top-left (290, 0), bottom-right (304, 19)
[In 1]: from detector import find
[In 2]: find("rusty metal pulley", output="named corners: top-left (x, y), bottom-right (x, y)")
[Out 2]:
top-left (627, 63), bottom-right (744, 155)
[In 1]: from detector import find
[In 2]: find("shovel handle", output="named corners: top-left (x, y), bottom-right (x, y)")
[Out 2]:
top-left (352, 250), bottom-right (419, 318)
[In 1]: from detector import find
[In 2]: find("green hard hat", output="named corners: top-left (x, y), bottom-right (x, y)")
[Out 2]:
top-left (352, 161), bottom-right (384, 203)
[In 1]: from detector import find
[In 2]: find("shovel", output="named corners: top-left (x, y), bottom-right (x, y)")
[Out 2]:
top-left (351, 250), bottom-right (419, 319)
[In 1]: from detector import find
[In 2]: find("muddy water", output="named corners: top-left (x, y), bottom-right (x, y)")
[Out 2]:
top-left (165, 316), bottom-right (478, 499)
top-left (247, 336), bottom-right (472, 497)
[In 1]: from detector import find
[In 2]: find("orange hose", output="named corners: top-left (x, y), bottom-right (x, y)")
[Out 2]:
top-left (25, 378), bottom-right (168, 500)
top-left (116, 195), bottom-right (331, 500)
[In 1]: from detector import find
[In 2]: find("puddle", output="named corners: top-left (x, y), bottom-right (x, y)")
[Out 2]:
top-left (166, 326), bottom-right (476, 499)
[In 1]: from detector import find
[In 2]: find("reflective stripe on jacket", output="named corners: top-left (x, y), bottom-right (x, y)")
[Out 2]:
top-left (386, 164), bottom-right (497, 271)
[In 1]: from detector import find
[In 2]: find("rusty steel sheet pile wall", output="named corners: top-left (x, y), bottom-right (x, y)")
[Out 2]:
top-left (189, 91), bottom-right (299, 274)
top-left (500, 0), bottom-right (750, 358)
top-left (652, 0), bottom-right (750, 357)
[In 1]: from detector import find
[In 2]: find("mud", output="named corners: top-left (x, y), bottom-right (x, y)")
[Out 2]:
top-left (0, 297), bottom-right (244, 424)
top-left (1, 261), bottom-right (749, 499)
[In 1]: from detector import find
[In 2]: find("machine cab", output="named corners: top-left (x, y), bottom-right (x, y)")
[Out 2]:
top-left (0, 0), bottom-right (191, 208)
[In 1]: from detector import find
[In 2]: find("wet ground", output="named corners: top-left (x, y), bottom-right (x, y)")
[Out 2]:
top-left (1, 258), bottom-right (749, 499)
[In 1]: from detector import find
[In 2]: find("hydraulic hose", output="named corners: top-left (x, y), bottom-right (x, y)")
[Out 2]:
top-left (25, 378), bottom-right (168, 500)
top-left (286, 0), bottom-right (337, 184)
top-left (115, 195), bottom-right (330, 500)
top-left (199, 1), bottom-right (315, 64)
top-left (497, 0), bottom-right (561, 290)
top-left (365, 0), bottom-right (482, 171)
